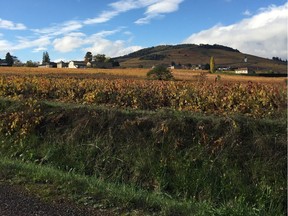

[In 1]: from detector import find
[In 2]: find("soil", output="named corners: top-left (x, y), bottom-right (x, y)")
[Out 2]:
top-left (0, 183), bottom-right (114, 216)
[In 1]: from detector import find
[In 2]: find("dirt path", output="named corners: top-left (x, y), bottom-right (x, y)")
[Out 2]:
top-left (0, 184), bottom-right (113, 216)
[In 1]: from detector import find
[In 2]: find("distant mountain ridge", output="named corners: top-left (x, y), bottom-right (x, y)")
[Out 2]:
top-left (113, 44), bottom-right (287, 73)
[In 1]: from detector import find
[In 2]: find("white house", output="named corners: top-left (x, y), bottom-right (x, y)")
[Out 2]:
top-left (68, 61), bottom-right (87, 69)
top-left (38, 62), bottom-right (57, 68)
top-left (235, 67), bottom-right (251, 74)
top-left (57, 61), bottom-right (68, 68)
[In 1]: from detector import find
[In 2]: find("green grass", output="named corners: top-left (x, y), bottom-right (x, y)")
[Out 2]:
top-left (0, 157), bottom-right (267, 216)
top-left (0, 99), bottom-right (286, 215)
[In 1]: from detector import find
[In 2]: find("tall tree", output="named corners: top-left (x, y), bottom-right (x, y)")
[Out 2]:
top-left (12, 56), bottom-right (21, 66)
top-left (26, 60), bottom-right (38, 67)
top-left (93, 54), bottom-right (106, 63)
top-left (84, 51), bottom-right (93, 63)
top-left (5, 52), bottom-right (14, 66)
top-left (210, 56), bottom-right (215, 73)
top-left (42, 51), bottom-right (50, 65)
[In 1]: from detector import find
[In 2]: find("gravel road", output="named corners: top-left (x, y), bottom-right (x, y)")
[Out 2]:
top-left (0, 184), bottom-right (113, 216)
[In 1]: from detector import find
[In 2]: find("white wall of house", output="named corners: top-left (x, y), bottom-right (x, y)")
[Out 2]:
top-left (68, 61), bottom-right (87, 68)
top-left (68, 61), bottom-right (77, 68)
top-left (235, 68), bottom-right (249, 74)
top-left (57, 62), bottom-right (67, 68)
top-left (38, 64), bottom-right (53, 68)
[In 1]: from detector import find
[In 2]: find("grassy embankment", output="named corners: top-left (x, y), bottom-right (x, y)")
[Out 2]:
top-left (0, 97), bottom-right (286, 215)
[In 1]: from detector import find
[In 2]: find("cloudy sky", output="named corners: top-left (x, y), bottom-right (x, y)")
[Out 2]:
top-left (0, 0), bottom-right (287, 62)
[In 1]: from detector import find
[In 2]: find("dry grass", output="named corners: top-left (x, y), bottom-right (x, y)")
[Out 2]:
top-left (173, 70), bottom-right (287, 85)
top-left (0, 67), bottom-right (143, 76)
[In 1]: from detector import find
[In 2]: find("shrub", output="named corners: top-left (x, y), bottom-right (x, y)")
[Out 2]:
top-left (147, 65), bottom-right (174, 81)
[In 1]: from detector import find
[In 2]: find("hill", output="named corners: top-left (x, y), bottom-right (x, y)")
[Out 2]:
top-left (113, 44), bottom-right (287, 73)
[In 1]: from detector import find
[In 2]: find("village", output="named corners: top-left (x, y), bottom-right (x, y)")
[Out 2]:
top-left (0, 51), bottom-right (255, 75)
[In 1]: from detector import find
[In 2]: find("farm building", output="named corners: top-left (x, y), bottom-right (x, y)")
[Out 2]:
top-left (38, 62), bottom-right (57, 68)
top-left (0, 60), bottom-right (8, 66)
top-left (68, 61), bottom-right (87, 69)
top-left (57, 61), bottom-right (68, 68)
top-left (235, 67), bottom-right (254, 74)
top-left (168, 65), bottom-right (182, 70)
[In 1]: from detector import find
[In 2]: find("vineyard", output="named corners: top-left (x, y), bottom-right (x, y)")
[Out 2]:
top-left (0, 68), bottom-right (287, 215)
top-left (0, 74), bottom-right (286, 118)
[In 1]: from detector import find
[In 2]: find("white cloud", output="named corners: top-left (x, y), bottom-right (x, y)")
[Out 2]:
top-left (1, 0), bottom-right (183, 59)
top-left (83, 0), bottom-right (144, 25)
top-left (32, 47), bottom-right (48, 53)
top-left (183, 3), bottom-right (288, 59)
top-left (14, 36), bottom-right (51, 50)
top-left (51, 28), bottom-right (141, 57)
top-left (84, 0), bottom-right (184, 25)
top-left (85, 37), bottom-right (142, 57)
top-left (33, 20), bottom-right (83, 36)
top-left (84, 30), bottom-right (142, 57)
top-left (146, 0), bottom-right (183, 14)
top-left (135, 0), bottom-right (184, 24)
top-left (53, 33), bottom-right (86, 53)
top-left (0, 36), bottom-right (51, 55)
top-left (243, 9), bottom-right (252, 16)
top-left (84, 11), bottom-right (119, 25)
top-left (0, 18), bottom-right (26, 30)
top-left (91, 29), bottom-right (122, 38)
top-left (0, 39), bottom-right (12, 51)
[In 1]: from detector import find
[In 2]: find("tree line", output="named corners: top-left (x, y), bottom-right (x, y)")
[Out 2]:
top-left (0, 51), bottom-right (120, 68)
top-left (0, 52), bottom-right (17, 66)
top-left (84, 52), bottom-right (119, 67)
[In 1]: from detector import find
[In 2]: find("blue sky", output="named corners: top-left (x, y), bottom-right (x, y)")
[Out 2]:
top-left (0, 0), bottom-right (287, 62)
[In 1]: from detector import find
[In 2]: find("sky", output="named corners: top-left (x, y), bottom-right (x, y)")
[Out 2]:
top-left (0, 0), bottom-right (287, 63)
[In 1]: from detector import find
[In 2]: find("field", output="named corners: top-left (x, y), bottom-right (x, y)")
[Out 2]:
top-left (0, 67), bottom-right (287, 215)
top-left (0, 67), bottom-right (287, 84)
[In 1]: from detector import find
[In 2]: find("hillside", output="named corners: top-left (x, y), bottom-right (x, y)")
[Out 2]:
top-left (114, 44), bottom-right (287, 73)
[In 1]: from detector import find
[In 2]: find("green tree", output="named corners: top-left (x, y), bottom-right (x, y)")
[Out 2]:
top-left (5, 52), bottom-right (14, 66)
top-left (210, 56), bottom-right (215, 73)
top-left (84, 51), bottom-right (93, 63)
top-left (204, 63), bottom-right (210, 70)
top-left (42, 51), bottom-right (50, 65)
top-left (26, 60), bottom-right (38, 67)
top-left (112, 60), bottom-right (120, 67)
top-left (147, 65), bottom-right (174, 81)
top-left (12, 56), bottom-right (22, 66)
top-left (93, 54), bottom-right (106, 62)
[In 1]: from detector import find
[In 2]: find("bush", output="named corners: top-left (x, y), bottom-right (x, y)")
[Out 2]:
top-left (147, 65), bottom-right (174, 81)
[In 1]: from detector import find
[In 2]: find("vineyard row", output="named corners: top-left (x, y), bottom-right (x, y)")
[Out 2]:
top-left (0, 76), bottom-right (286, 117)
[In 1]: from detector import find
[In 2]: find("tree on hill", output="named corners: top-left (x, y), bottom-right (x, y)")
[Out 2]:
top-left (42, 51), bottom-right (50, 65)
top-left (210, 56), bottom-right (215, 73)
top-left (5, 52), bottom-right (14, 66)
top-left (272, 57), bottom-right (287, 63)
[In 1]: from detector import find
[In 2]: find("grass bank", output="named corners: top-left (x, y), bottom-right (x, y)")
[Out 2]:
top-left (0, 98), bottom-right (286, 215)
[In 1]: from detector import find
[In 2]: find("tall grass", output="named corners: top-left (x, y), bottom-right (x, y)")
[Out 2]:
top-left (0, 99), bottom-right (286, 215)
